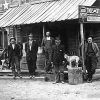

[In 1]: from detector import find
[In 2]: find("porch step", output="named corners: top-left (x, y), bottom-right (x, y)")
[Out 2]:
top-left (0, 69), bottom-right (55, 81)
top-left (0, 76), bottom-right (45, 81)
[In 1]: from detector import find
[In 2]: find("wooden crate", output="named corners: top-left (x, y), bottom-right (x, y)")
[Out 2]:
top-left (68, 67), bottom-right (83, 85)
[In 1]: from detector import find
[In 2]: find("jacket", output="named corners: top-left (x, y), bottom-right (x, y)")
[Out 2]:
top-left (85, 42), bottom-right (99, 58)
top-left (8, 44), bottom-right (21, 60)
top-left (52, 44), bottom-right (65, 64)
top-left (25, 40), bottom-right (38, 61)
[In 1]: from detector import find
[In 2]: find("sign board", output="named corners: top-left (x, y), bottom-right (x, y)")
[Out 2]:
top-left (79, 5), bottom-right (100, 22)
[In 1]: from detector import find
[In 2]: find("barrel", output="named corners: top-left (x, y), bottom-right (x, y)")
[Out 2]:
top-left (68, 67), bottom-right (83, 85)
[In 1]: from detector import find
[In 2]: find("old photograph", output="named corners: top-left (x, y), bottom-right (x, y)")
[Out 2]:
top-left (0, 0), bottom-right (100, 100)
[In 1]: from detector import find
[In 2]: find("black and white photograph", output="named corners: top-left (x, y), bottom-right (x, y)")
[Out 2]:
top-left (0, 0), bottom-right (100, 100)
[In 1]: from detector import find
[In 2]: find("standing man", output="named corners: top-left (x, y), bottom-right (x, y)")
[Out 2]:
top-left (25, 34), bottom-right (38, 79)
top-left (52, 37), bottom-right (65, 83)
top-left (8, 37), bottom-right (22, 79)
top-left (42, 31), bottom-right (55, 73)
top-left (85, 37), bottom-right (99, 83)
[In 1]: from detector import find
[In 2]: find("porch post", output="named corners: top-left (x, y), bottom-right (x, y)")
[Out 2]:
top-left (2, 30), bottom-right (4, 49)
top-left (80, 22), bottom-right (85, 73)
top-left (43, 24), bottom-right (45, 38)
top-left (5, 27), bottom-right (10, 45)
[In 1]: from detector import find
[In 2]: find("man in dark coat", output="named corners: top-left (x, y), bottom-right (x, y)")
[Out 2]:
top-left (8, 37), bottom-right (22, 79)
top-left (42, 31), bottom-right (55, 73)
top-left (85, 37), bottom-right (99, 83)
top-left (52, 37), bottom-right (65, 84)
top-left (25, 34), bottom-right (38, 79)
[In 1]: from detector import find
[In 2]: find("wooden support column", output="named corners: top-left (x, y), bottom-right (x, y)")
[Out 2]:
top-left (80, 22), bottom-right (85, 73)
top-left (5, 27), bottom-right (10, 45)
top-left (43, 24), bottom-right (45, 39)
top-left (2, 30), bottom-right (4, 49)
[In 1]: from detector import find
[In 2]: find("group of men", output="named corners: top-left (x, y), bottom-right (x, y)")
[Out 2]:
top-left (42, 32), bottom-right (100, 83)
top-left (7, 34), bottom-right (38, 79)
top-left (7, 31), bottom-right (99, 83)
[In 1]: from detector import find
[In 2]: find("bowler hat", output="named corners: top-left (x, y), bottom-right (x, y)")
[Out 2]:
top-left (10, 37), bottom-right (16, 41)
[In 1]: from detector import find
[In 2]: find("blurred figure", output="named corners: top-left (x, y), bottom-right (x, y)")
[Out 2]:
top-left (42, 31), bottom-right (55, 73)
top-left (18, 41), bottom-right (23, 60)
top-left (8, 37), bottom-right (22, 79)
top-left (25, 34), bottom-right (38, 79)
top-left (85, 37), bottom-right (99, 83)
top-left (52, 37), bottom-right (65, 84)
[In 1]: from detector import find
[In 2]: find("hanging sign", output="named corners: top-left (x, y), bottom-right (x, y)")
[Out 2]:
top-left (79, 5), bottom-right (100, 22)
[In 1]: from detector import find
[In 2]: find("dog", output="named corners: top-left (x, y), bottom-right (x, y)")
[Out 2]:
top-left (64, 54), bottom-right (80, 68)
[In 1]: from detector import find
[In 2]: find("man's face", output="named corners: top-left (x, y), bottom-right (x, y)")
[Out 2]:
top-left (46, 32), bottom-right (50, 37)
top-left (87, 37), bottom-right (92, 43)
top-left (11, 39), bottom-right (16, 44)
top-left (29, 36), bottom-right (33, 41)
top-left (55, 40), bottom-right (61, 46)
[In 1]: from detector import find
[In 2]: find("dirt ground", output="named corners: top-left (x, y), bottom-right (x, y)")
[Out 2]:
top-left (0, 75), bottom-right (100, 100)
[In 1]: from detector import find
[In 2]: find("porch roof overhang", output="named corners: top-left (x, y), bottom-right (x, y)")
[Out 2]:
top-left (0, 0), bottom-right (96, 27)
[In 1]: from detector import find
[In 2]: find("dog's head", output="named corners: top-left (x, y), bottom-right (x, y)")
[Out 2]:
top-left (64, 54), bottom-right (69, 60)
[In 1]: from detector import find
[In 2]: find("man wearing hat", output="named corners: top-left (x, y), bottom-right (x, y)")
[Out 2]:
top-left (85, 36), bottom-right (99, 83)
top-left (25, 33), bottom-right (38, 79)
top-left (52, 37), bottom-right (65, 83)
top-left (8, 37), bottom-right (22, 79)
top-left (42, 31), bottom-right (55, 73)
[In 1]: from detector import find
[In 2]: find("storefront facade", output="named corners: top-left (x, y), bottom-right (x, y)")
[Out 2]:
top-left (0, 0), bottom-right (98, 70)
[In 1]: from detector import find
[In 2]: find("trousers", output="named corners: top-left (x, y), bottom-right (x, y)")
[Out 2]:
top-left (27, 59), bottom-right (37, 76)
top-left (11, 56), bottom-right (21, 76)
top-left (45, 49), bottom-right (52, 72)
top-left (85, 54), bottom-right (97, 80)
top-left (54, 64), bottom-right (64, 82)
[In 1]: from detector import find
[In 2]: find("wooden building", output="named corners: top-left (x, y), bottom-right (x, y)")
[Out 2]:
top-left (0, 0), bottom-right (100, 70)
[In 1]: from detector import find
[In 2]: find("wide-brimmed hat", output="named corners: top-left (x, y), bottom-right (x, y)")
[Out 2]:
top-left (10, 37), bottom-right (16, 41)
top-left (28, 33), bottom-right (33, 37)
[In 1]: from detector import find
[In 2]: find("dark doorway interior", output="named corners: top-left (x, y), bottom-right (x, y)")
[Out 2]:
top-left (46, 21), bottom-right (80, 56)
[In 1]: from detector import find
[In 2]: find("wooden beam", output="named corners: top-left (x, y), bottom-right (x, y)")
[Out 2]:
top-left (80, 22), bottom-right (85, 73)
top-left (2, 29), bottom-right (5, 49)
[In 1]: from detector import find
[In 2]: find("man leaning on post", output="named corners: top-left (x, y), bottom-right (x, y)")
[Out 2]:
top-left (85, 36), bottom-right (99, 83)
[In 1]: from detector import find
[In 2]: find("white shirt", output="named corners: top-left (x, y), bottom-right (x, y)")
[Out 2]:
top-left (29, 40), bottom-right (33, 50)
top-left (46, 37), bottom-right (50, 40)
top-left (12, 44), bottom-right (15, 50)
